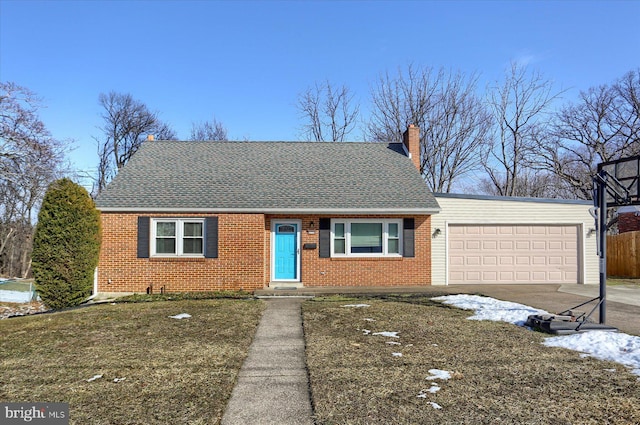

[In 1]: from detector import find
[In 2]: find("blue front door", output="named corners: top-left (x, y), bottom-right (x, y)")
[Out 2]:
top-left (274, 223), bottom-right (298, 280)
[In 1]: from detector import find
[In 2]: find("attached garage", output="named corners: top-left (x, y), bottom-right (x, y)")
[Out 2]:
top-left (431, 194), bottom-right (598, 286)
top-left (448, 224), bottom-right (579, 284)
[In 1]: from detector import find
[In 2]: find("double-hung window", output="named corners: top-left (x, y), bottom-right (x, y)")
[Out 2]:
top-left (331, 219), bottom-right (402, 257)
top-left (152, 219), bottom-right (205, 257)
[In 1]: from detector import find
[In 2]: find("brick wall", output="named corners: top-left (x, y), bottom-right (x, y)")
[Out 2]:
top-left (99, 212), bottom-right (432, 293)
top-left (266, 214), bottom-right (432, 287)
top-left (98, 213), bottom-right (265, 293)
top-left (619, 212), bottom-right (640, 234)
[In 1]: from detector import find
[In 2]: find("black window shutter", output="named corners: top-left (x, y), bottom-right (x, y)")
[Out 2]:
top-left (319, 218), bottom-right (331, 258)
top-left (205, 217), bottom-right (219, 258)
top-left (403, 218), bottom-right (415, 258)
top-left (137, 216), bottom-right (150, 258)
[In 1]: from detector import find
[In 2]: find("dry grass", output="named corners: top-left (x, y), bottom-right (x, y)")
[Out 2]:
top-left (0, 299), bottom-right (265, 425)
top-left (303, 296), bottom-right (640, 425)
top-left (608, 278), bottom-right (640, 287)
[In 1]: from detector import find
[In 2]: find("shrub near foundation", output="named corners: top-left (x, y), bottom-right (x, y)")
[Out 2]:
top-left (32, 178), bottom-right (101, 309)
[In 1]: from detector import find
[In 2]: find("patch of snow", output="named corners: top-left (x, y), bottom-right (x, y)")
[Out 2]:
top-left (342, 304), bottom-right (370, 308)
top-left (544, 331), bottom-right (640, 376)
top-left (392, 352), bottom-right (402, 357)
top-left (169, 313), bottom-right (191, 319)
top-left (87, 374), bottom-right (103, 382)
top-left (386, 341), bottom-right (401, 345)
top-left (363, 318), bottom-right (375, 322)
top-left (432, 294), bottom-right (547, 326)
top-left (432, 344), bottom-right (438, 347)
top-left (427, 384), bottom-right (440, 393)
top-left (426, 369), bottom-right (451, 380)
top-left (428, 402), bottom-right (442, 410)
top-left (372, 331), bottom-right (399, 338)
top-left (433, 294), bottom-right (640, 377)
top-left (416, 392), bottom-right (427, 398)
top-left (361, 329), bottom-right (371, 335)
top-left (0, 290), bottom-right (33, 303)
top-left (113, 377), bottom-right (126, 383)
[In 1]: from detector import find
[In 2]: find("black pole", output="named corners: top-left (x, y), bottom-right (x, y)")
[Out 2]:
top-left (598, 170), bottom-right (607, 325)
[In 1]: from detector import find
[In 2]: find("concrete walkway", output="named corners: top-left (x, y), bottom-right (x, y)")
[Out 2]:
top-left (221, 297), bottom-right (314, 425)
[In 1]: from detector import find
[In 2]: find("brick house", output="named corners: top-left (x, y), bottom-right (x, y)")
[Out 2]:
top-left (94, 126), bottom-right (440, 294)
top-left (617, 206), bottom-right (640, 233)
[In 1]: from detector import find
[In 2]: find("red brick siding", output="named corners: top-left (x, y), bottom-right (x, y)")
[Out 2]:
top-left (265, 215), bottom-right (432, 287)
top-left (619, 212), bottom-right (640, 234)
top-left (99, 212), bottom-right (432, 293)
top-left (98, 213), bottom-right (265, 293)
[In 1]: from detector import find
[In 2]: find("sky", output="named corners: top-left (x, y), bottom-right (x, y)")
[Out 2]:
top-left (1, 0), bottom-right (639, 187)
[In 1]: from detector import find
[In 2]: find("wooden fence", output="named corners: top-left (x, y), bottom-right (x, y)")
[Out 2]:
top-left (607, 231), bottom-right (640, 277)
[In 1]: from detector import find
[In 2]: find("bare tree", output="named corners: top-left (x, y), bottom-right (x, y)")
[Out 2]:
top-left (0, 82), bottom-right (67, 277)
top-left (537, 69), bottom-right (640, 199)
top-left (367, 65), bottom-right (491, 192)
top-left (422, 72), bottom-right (493, 192)
top-left (481, 62), bottom-right (562, 197)
top-left (189, 117), bottom-right (228, 141)
top-left (94, 91), bottom-right (176, 194)
top-left (297, 80), bottom-right (359, 141)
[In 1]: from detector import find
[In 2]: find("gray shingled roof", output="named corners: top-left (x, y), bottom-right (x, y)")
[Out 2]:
top-left (95, 141), bottom-right (440, 213)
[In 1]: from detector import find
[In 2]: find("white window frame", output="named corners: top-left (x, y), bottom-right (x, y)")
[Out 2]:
top-left (151, 218), bottom-right (205, 257)
top-left (330, 219), bottom-right (403, 257)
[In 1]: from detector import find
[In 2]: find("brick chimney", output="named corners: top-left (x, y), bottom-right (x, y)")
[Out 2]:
top-left (402, 124), bottom-right (420, 171)
top-left (147, 134), bottom-right (155, 141)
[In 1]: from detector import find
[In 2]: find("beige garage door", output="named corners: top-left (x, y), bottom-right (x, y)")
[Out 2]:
top-left (448, 225), bottom-right (579, 284)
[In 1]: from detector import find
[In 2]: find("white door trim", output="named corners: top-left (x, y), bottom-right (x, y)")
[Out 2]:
top-left (270, 219), bottom-right (302, 283)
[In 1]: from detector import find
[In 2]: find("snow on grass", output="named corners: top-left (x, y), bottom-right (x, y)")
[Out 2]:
top-left (432, 294), bottom-right (640, 377)
top-left (342, 304), bottom-right (370, 308)
top-left (428, 402), bottom-right (442, 410)
top-left (169, 313), bottom-right (191, 319)
top-left (86, 374), bottom-right (103, 382)
top-left (372, 331), bottom-right (399, 338)
top-left (543, 331), bottom-right (640, 376)
top-left (392, 352), bottom-right (402, 357)
top-left (431, 294), bottom-right (547, 326)
top-left (425, 369), bottom-right (451, 380)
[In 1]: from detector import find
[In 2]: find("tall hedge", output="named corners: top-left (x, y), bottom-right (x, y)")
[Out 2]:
top-left (32, 178), bottom-right (101, 309)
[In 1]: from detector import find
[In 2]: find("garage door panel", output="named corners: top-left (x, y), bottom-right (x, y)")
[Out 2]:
top-left (483, 256), bottom-right (497, 265)
top-left (467, 240), bottom-right (481, 250)
top-left (483, 241), bottom-right (497, 250)
top-left (532, 256), bottom-right (546, 265)
top-left (449, 224), bottom-right (579, 284)
top-left (500, 256), bottom-right (514, 265)
top-left (466, 256), bottom-right (481, 266)
top-left (500, 241), bottom-right (514, 249)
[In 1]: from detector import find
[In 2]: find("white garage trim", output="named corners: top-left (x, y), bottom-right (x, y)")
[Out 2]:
top-left (432, 194), bottom-right (598, 286)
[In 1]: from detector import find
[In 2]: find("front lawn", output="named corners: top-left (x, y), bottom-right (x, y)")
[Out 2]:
top-left (303, 296), bottom-right (640, 425)
top-left (0, 299), bottom-right (264, 424)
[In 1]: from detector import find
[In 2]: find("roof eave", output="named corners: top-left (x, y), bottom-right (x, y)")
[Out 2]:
top-left (96, 207), bottom-right (441, 215)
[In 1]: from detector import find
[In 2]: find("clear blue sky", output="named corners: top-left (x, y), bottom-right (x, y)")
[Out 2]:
top-left (1, 0), bottom-right (639, 183)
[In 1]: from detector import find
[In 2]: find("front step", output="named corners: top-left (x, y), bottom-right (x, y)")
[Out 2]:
top-left (255, 285), bottom-right (315, 298)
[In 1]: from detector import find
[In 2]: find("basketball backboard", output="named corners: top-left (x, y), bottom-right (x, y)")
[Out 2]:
top-left (597, 155), bottom-right (640, 207)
